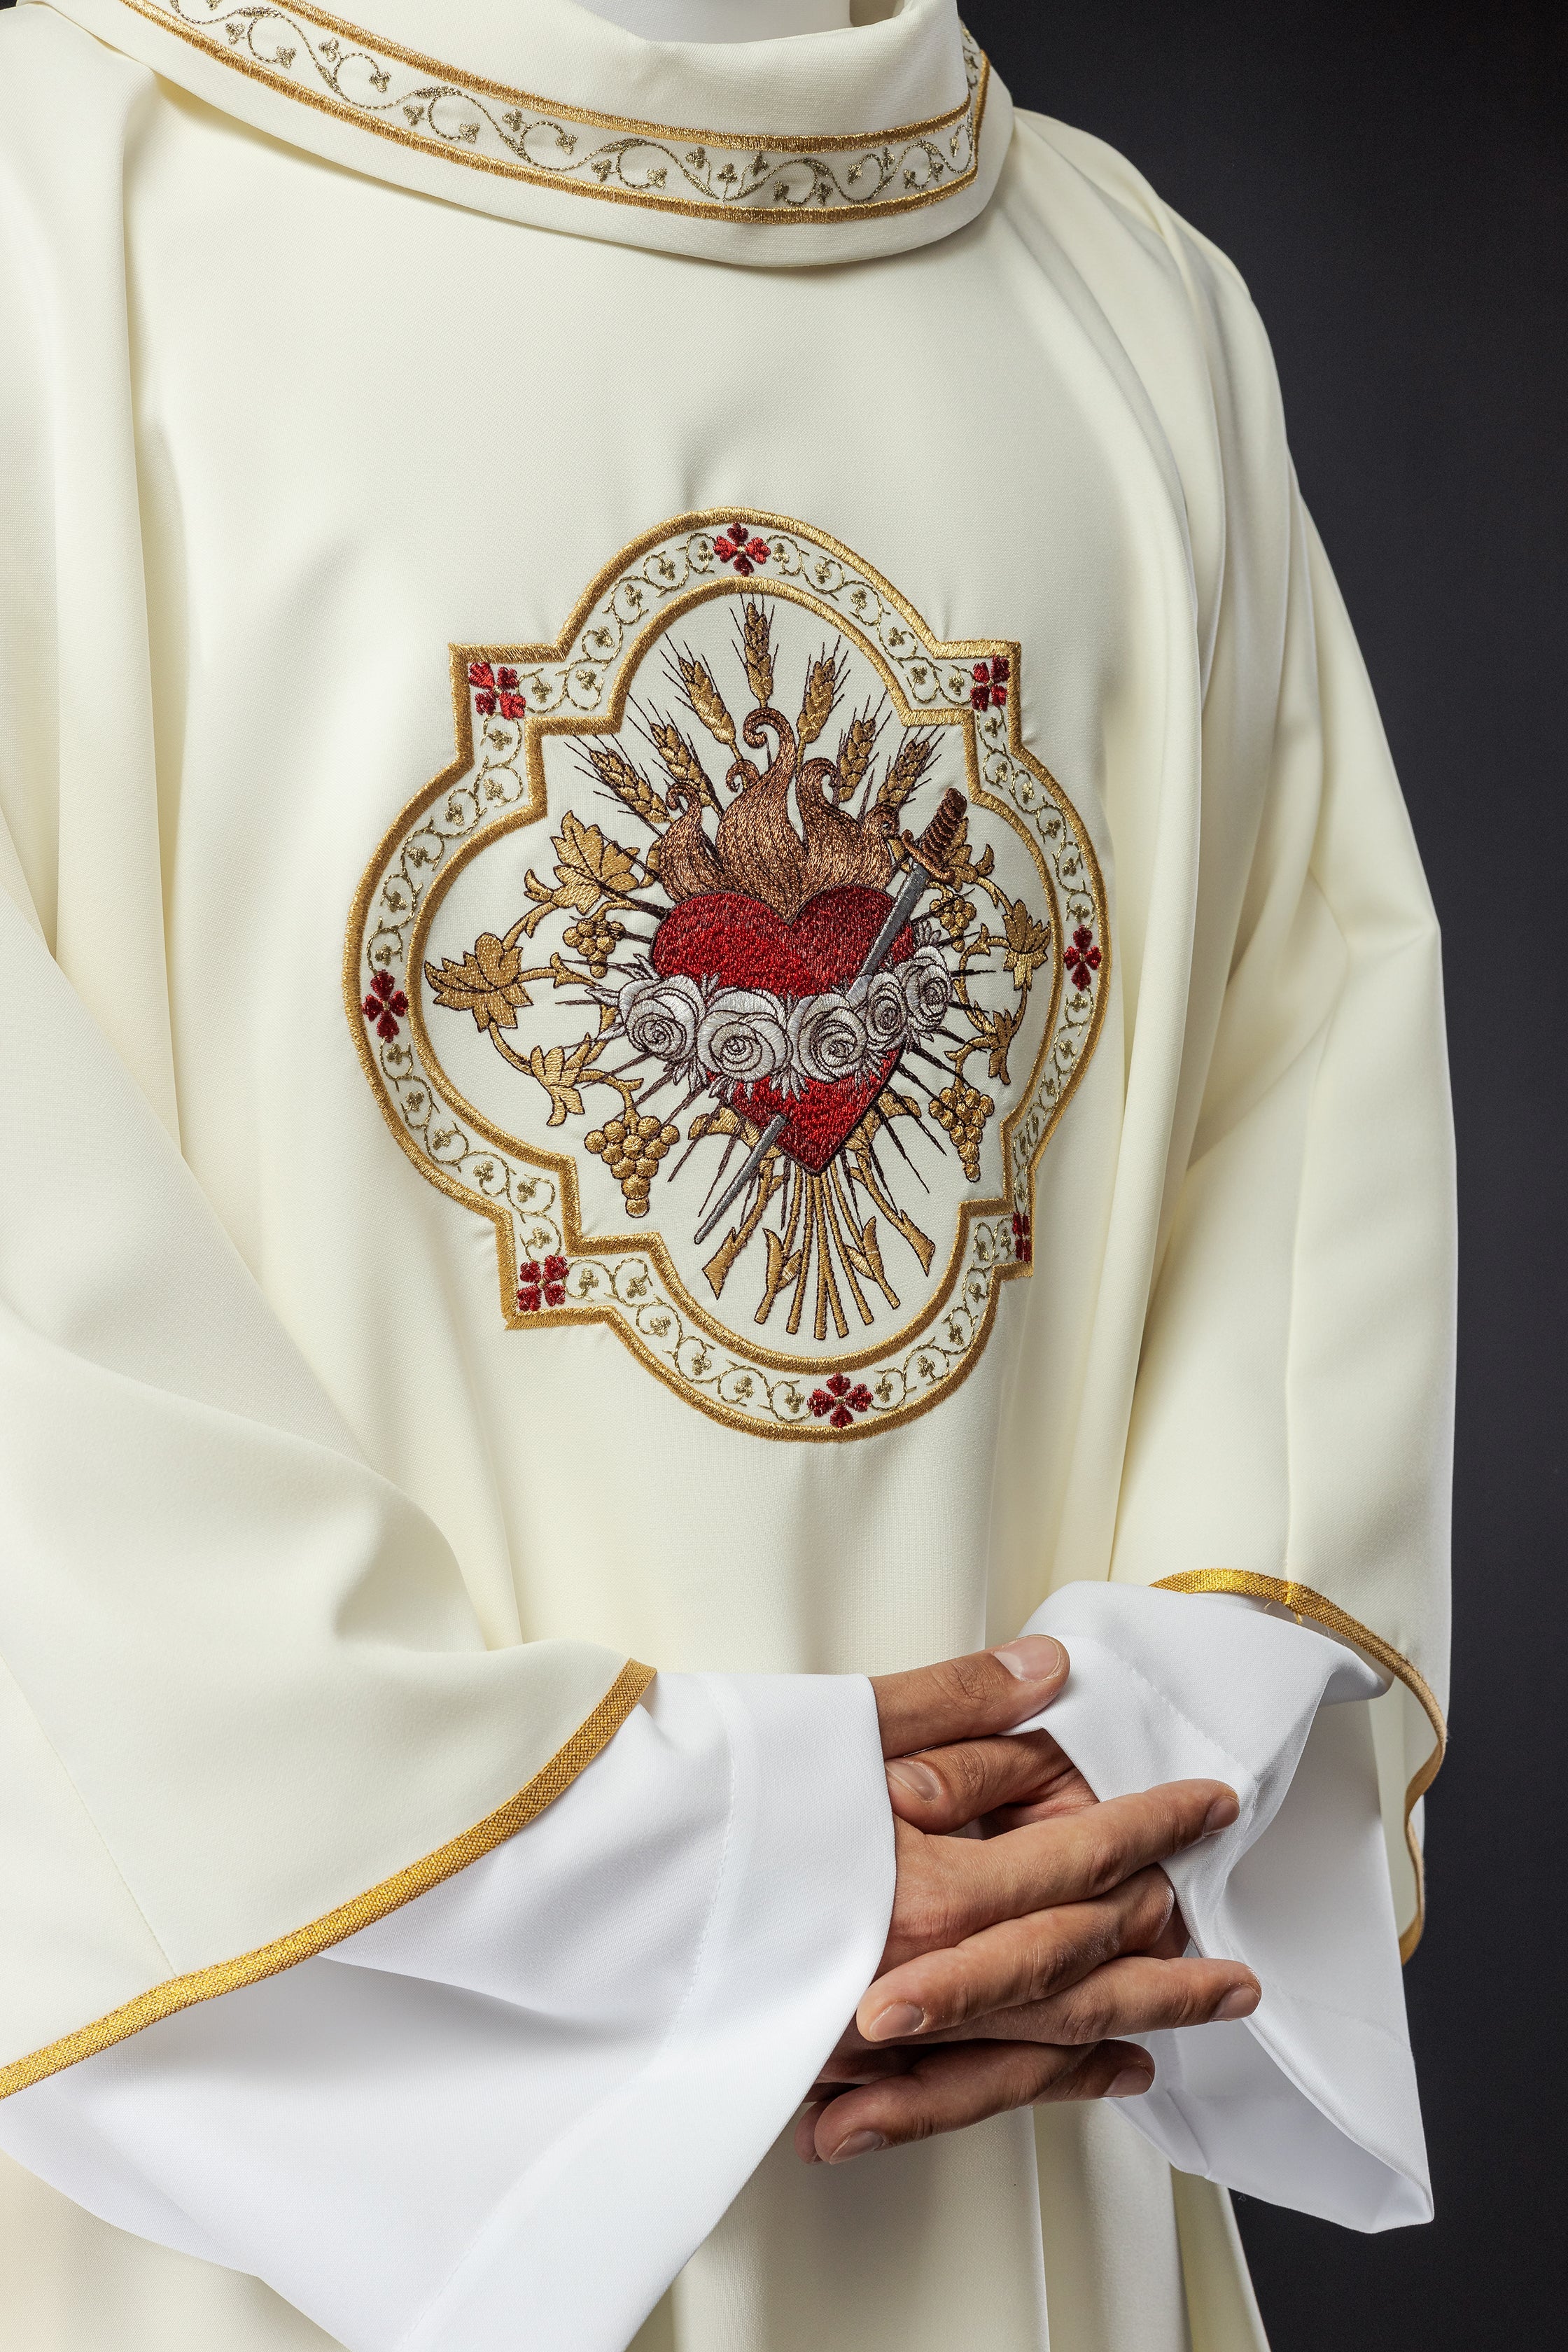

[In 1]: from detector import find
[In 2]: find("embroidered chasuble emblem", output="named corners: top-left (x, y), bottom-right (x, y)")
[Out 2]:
top-left (347, 514), bottom-right (1107, 1437)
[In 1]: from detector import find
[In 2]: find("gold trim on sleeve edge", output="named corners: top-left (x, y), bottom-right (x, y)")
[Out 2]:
top-left (0, 1657), bottom-right (654, 2101)
top-left (1152, 1571), bottom-right (1445, 1963)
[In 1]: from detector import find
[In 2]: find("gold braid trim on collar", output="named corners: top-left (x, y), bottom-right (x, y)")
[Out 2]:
top-left (122, 0), bottom-right (990, 225)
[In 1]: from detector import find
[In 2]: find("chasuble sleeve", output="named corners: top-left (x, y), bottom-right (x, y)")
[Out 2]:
top-left (1012, 1583), bottom-right (1429, 2229)
top-left (1095, 186), bottom-right (1453, 1956)
top-left (1100, 203), bottom-right (1451, 2208)
top-left (1113, 473), bottom-right (1453, 1958)
top-left (1003, 117), bottom-right (1452, 1959)
top-left (0, 1670), bottom-right (895, 2352)
top-left (0, 81), bottom-right (642, 2096)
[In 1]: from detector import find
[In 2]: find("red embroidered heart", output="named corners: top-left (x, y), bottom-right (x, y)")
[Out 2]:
top-left (653, 886), bottom-right (914, 1173)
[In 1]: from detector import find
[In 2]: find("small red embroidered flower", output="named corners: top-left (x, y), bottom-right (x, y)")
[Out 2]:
top-left (1011, 1211), bottom-right (1033, 1266)
top-left (969, 656), bottom-right (1010, 712)
top-left (713, 522), bottom-right (771, 578)
top-left (362, 967), bottom-right (409, 1040)
top-left (1065, 925), bottom-right (1102, 990)
top-left (518, 1254), bottom-right (570, 1312)
top-left (808, 1371), bottom-right (874, 1429)
top-left (469, 660), bottom-right (526, 720)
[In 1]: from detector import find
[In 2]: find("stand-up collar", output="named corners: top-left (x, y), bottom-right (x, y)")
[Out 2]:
top-left (36, 0), bottom-right (1011, 265)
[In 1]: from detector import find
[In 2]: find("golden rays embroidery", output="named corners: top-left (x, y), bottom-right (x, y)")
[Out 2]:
top-left (346, 511), bottom-right (1108, 1437)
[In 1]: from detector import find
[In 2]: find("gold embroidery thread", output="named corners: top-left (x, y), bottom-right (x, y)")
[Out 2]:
top-left (1154, 1571), bottom-right (1446, 1961)
top-left (347, 510), bottom-right (1110, 1439)
top-left (0, 1659), bottom-right (654, 2100)
top-left (123, 0), bottom-right (990, 225)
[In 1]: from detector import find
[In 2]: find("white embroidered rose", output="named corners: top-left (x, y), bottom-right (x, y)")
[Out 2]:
top-left (617, 971), bottom-right (705, 1068)
top-left (899, 946), bottom-right (953, 1037)
top-left (851, 969), bottom-right (909, 1054)
top-left (698, 989), bottom-right (790, 1092)
top-left (788, 991), bottom-right (869, 1086)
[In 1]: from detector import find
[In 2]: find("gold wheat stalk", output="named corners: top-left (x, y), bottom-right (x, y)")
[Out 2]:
top-left (836, 708), bottom-right (879, 798)
top-left (676, 654), bottom-right (736, 748)
top-left (796, 651), bottom-right (844, 752)
top-left (584, 742), bottom-right (668, 825)
top-left (649, 718), bottom-right (718, 806)
top-left (878, 729), bottom-right (940, 813)
top-left (740, 601), bottom-right (774, 708)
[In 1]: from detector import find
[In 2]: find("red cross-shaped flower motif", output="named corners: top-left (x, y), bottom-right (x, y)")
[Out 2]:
top-left (469, 661), bottom-right (527, 720)
top-left (808, 1371), bottom-right (874, 1429)
top-left (518, 1254), bottom-right (569, 1312)
top-left (713, 522), bottom-right (771, 578)
top-left (970, 655), bottom-right (1010, 711)
top-left (1011, 1211), bottom-right (1033, 1266)
top-left (362, 967), bottom-right (409, 1040)
top-left (1065, 927), bottom-right (1102, 990)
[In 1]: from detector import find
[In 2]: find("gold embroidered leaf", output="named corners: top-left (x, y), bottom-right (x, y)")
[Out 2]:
top-left (995, 890), bottom-right (1052, 990)
top-left (526, 1034), bottom-right (603, 1126)
top-left (955, 998), bottom-right (1021, 1086)
top-left (424, 932), bottom-right (536, 1030)
top-left (522, 811), bottom-right (642, 932)
top-left (554, 808), bottom-right (641, 899)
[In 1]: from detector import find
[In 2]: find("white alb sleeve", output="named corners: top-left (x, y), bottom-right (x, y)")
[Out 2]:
top-left (1015, 1581), bottom-right (1430, 2230)
top-left (0, 1670), bottom-right (894, 2352)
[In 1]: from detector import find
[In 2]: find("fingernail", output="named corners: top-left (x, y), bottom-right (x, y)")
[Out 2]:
top-left (828, 2130), bottom-right (887, 2164)
top-left (886, 1758), bottom-right (943, 1802)
top-left (1203, 1791), bottom-right (1239, 1835)
top-left (992, 1635), bottom-right (1065, 1683)
top-left (1214, 1984), bottom-right (1259, 2022)
top-left (1108, 2068), bottom-right (1152, 2099)
top-left (863, 2002), bottom-right (925, 2041)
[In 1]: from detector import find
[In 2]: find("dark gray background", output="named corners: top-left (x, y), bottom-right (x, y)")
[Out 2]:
top-left (4, 0), bottom-right (1561, 2341)
top-left (960, 2), bottom-right (1565, 2344)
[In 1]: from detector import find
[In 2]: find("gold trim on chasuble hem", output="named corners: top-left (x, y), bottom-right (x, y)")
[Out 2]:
top-left (120, 0), bottom-right (990, 225)
top-left (346, 510), bottom-right (1110, 1441)
top-left (1154, 1572), bottom-right (1446, 1961)
top-left (0, 1660), bottom-right (654, 2100)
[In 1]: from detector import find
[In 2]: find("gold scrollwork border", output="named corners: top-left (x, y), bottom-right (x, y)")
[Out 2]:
top-left (0, 1660), bottom-right (654, 2100)
top-left (122, 0), bottom-right (991, 227)
top-left (1154, 1571), bottom-right (1446, 1961)
top-left (344, 507), bottom-right (1110, 1442)
top-left (405, 587), bottom-right (1058, 1376)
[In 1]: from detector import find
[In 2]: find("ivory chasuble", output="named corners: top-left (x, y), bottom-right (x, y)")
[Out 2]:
top-left (0, 1), bottom-right (1453, 2346)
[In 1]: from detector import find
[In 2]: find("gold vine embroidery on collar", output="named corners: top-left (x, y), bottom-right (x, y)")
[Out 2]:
top-left (125, 0), bottom-right (990, 223)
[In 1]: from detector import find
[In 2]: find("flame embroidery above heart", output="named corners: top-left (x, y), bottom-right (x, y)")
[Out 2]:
top-left (347, 511), bottom-right (1110, 1439)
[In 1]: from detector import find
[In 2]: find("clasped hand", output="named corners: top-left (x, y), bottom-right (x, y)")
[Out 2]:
top-left (797, 1637), bottom-right (1259, 2165)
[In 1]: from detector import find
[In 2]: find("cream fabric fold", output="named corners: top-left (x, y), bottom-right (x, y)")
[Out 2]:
top-left (35, 0), bottom-right (1011, 268)
top-left (1016, 1585), bottom-right (1429, 2228)
top-left (0, 6), bottom-right (1453, 2342)
top-left (0, 1588), bottom-right (1422, 2352)
top-left (0, 882), bottom-right (645, 2079)
top-left (0, 1671), bottom-right (897, 2352)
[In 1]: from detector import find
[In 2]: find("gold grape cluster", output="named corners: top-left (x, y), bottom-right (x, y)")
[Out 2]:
top-left (584, 1110), bottom-right (681, 1215)
top-left (932, 889), bottom-right (975, 942)
top-left (561, 911), bottom-right (625, 978)
top-left (931, 1076), bottom-right (994, 1182)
